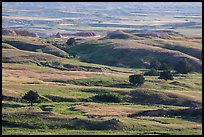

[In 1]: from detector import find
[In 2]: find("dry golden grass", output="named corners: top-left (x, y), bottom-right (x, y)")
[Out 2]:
top-left (159, 89), bottom-right (202, 103)
top-left (74, 103), bottom-right (145, 117)
top-left (2, 35), bottom-right (46, 46)
top-left (2, 69), bottom-right (88, 83)
top-left (108, 39), bottom-right (202, 65)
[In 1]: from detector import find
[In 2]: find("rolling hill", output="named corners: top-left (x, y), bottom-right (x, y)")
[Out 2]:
top-left (2, 30), bottom-right (202, 135)
top-left (65, 30), bottom-right (202, 73)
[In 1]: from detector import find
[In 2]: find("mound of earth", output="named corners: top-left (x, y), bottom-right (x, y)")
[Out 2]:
top-left (75, 32), bottom-right (96, 37)
top-left (106, 30), bottom-right (134, 39)
top-left (125, 29), bottom-right (184, 39)
top-left (70, 118), bottom-right (124, 130)
top-left (128, 107), bottom-right (202, 118)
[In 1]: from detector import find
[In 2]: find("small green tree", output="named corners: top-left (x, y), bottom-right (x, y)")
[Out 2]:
top-left (66, 38), bottom-right (76, 46)
top-left (159, 70), bottom-right (174, 81)
top-left (22, 90), bottom-right (41, 106)
top-left (129, 74), bottom-right (145, 86)
top-left (148, 60), bottom-right (161, 70)
top-left (144, 68), bottom-right (159, 76)
top-left (159, 62), bottom-right (169, 70)
top-left (174, 59), bottom-right (193, 74)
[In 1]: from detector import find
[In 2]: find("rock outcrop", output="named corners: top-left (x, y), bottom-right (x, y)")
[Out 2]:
top-left (55, 32), bottom-right (62, 38)
top-left (2, 28), bottom-right (38, 37)
top-left (2, 28), bottom-right (17, 36)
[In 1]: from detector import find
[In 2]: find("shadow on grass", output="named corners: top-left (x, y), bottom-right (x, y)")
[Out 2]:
top-left (2, 95), bottom-right (21, 102)
top-left (44, 95), bottom-right (78, 102)
top-left (128, 107), bottom-right (202, 124)
top-left (2, 103), bottom-right (25, 108)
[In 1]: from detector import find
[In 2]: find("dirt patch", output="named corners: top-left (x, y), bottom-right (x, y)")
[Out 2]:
top-left (2, 69), bottom-right (88, 83)
top-left (74, 103), bottom-right (142, 118)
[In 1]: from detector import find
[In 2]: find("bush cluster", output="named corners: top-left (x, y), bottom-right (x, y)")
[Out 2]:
top-left (144, 68), bottom-right (159, 76)
top-left (92, 92), bottom-right (123, 103)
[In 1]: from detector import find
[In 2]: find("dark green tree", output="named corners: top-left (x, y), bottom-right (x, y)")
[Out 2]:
top-left (144, 68), bottom-right (159, 76)
top-left (129, 74), bottom-right (145, 86)
top-left (22, 90), bottom-right (41, 106)
top-left (174, 59), bottom-right (193, 74)
top-left (92, 92), bottom-right (123, 103)
top-left (159, 70), bottom-right (174, 81)
top-left (148, 60), bottom-right (161, 70)
top-left (159, 62), bottom-right (169, 70)
top-left (66, 38), bottom-right (76, 46)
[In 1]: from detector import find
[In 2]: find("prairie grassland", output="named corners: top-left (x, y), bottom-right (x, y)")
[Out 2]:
top-left (2, 98), bottom-right (202, 135)
top-left (2, 34), bottom-right (202, 135)
top-left (2, 63), bottom-right (202, 135)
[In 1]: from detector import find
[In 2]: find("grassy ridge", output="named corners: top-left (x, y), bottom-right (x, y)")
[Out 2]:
top-left (66, 38), bottom-right (202, 72)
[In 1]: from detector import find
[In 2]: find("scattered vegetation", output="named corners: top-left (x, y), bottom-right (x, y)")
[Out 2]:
top-left (91, 92), bottom-right (124, 103)
top-left (144, 68), bottom-right (159, 76)
top-left (174, 59), bottom-right (193, 74)
top-left (159, 70), bottom-right (174, 81)
top-left (129, 74), bottom-right (145, 86)
top-left (148, 60), bottom-right (161, 70)
top-left (2, 19), bottom-right (202, 135)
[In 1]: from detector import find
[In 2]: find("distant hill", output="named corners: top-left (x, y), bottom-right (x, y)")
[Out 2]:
top-left (2, 35), bottom-right (69, 58)
top-left (66, 30), bottom-right (202, 73)
top-left (124, 29), bottom-right (184, 39)
top-left (104, 30), bottom-right (142, 40)
top-left (2, 29), bottom-right (202, 73)
top-left (2, 28), bottom-right (38, 37)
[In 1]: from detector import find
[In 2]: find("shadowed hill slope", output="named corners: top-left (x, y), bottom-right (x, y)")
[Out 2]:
top-left (66, 38), bottom-right (202, 73)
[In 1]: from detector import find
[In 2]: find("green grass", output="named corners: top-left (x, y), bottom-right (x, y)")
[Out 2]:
top-left (65, 38), bottom-right (202, 72)
top-left (2, 127), bottom-right (202, 135)
top-left (2, 100), bottom-right (202, 135)
top-left (2, 42), bottom-right (18, 49)
top-left (2, 34), bottom-right (202, 135)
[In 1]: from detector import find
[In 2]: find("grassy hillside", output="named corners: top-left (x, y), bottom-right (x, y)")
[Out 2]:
top-left (2, 32), bottom-right (202, 135)
top-left (66, 38), bottom-right (202, 72)
top-left (2, 43), bottom-right (18, 49)
top-left (2, 35), bottom-right (69, 58)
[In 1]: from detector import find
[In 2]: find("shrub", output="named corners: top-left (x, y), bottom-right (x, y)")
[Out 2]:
top-left (148, 60), bottom-right (161, 70)
top-left (174, 59), bottom-right (193, 74)
top-left (144, 68), bottom-right (159, 76)
top-left (129, 74), bottom-right (145, 86)
top-left (92, 92), bottom-right (123, 103)
top-left (159, 70), bottom-right (174, 81)
top-left (66, 38), bottom-right (76, 46)
top-left (22, 90), bottom-right (41, 106)
top-left (158, 63), bottom-right (169, 70)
